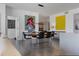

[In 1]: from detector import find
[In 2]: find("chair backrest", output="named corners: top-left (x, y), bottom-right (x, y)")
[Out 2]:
top-left (37, 31), bottom-right (51, 39)
top-left (37, 31), bottom-right (44, 39)
top-left (31, 32), bottom-right (37, 37)
top-left (23, 32), bottom-right (26, 39)
top-left (23, 32), bottom-right (31, 39)
top-left (47, 32), bottom-right (51, 38)
top-left (51, 31), bottom-right (55, 37)
top-left (44, 32), bottom-right (51, 38)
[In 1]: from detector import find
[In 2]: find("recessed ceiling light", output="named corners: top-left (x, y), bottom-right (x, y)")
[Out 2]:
top-left (38, 4), bottom-right (44, 7)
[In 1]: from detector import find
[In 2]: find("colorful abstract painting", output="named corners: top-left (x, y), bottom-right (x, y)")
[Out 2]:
top-left (25, 15), bottom-right (35, 32)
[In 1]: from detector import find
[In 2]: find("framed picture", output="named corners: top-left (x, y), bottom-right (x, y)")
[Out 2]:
top-left (74, 13), bottom-right (79, 33)
top-left (25, 15), bottom-right (35, 32)
top-left (56, 15), bottom-right (66, 31)
top-left (8, 20), bottom-right (15, 29)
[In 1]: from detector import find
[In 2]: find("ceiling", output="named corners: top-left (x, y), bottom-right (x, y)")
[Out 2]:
top-left (6, 3), bottom-right (79, 16)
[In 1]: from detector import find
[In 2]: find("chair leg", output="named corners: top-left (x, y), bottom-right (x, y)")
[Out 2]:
top-left (48, 38), bottom-right (52, 48)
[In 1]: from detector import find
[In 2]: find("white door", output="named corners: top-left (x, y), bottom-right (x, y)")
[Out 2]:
top-left (7, 16), bottom-right (19, 39)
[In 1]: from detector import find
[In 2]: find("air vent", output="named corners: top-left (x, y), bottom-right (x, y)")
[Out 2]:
top-left (38, 4), bottom-right (44, 7)
top-left (64, 11), bottom-right (69, 14)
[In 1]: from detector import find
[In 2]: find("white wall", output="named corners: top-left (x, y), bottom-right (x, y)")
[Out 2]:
top-left (50, 8), bottom-right (79, 32)
top-left (0, 4), bottom-right (7, 37)
top-left (39, 15), bottom-right (49, 31)
top-left (6, 7), bottom-right (39, 40)
top-left (50, 8), bottom-right (79, 55)
top-left (6, 6), bottom-right (13, 16)
top-left (60, 33), bottom-right (79, 55)
top-left (6, 6), bottom-right (20, 39)
top-left (11, 9), bottom-right (39, 32)
top-left (0, 13), bottom-right (1, 32)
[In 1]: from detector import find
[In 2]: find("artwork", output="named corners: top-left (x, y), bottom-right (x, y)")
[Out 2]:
top-left (8, 20), bottom-right (15, 29)
top-left (74, 13), bottom-right (79, 33)
top-left (75, 24), bottom-right (79, 30)
top-left (56, 15), bottom-right (66, 30)
top-left (25, 15), bottom-right (35, 32)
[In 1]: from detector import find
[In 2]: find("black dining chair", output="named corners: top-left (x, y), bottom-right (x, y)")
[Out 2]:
top-left (31, 32), bottom-right (38, 48)
top-left (43, 31), bottom-right (52, 46)
top-left (23, 32), bottom-right (32, 40)
top-left (37, 31), bottom-right (44, 43)
top-left (51, 31), bottom-right (55, 40)
top-left (22, 32), bottom-right (32, 51)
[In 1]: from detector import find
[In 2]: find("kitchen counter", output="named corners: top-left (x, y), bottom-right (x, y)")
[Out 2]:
top-left (0, 38), bottom-right (21, 56)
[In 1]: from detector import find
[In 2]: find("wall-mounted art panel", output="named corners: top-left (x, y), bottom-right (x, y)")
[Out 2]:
top-left (56, 15), bottom-right (66, 30)
top-left (74, 13), bottom-right (79, 33)
top-left (25, 15), bottom-right (35, 32)
top-left (8, 20), bottom-right (15, 29)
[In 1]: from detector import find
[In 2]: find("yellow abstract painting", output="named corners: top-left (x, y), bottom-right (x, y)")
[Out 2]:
top-left (56, 15), bottom-right (66, 30)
